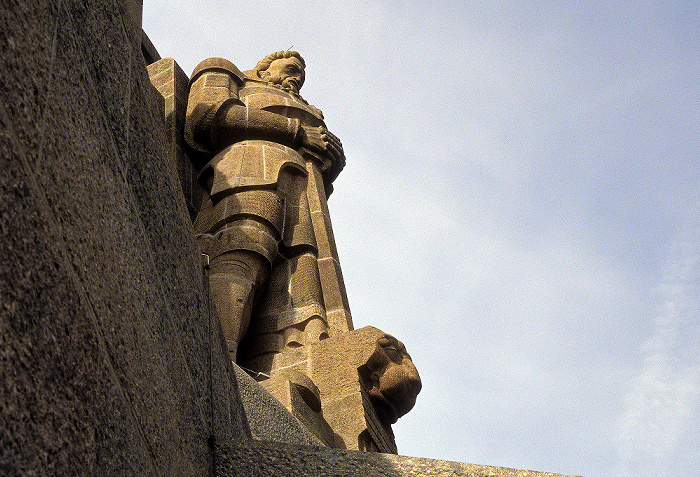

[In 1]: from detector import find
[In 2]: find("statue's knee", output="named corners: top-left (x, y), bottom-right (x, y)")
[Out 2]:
top-left (210, 250), bottom-right (265, 278)
top-left (197, 219), bottom-right (278, 275)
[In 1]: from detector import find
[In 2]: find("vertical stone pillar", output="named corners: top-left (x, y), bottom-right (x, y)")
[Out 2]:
top-left (148, 58), bottom-right (204, 220)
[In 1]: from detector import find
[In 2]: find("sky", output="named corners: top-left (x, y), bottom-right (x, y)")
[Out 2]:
top-left (142, 2), bottom-right (699, 476)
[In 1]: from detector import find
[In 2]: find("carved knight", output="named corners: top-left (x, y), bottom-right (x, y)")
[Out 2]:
top-left (184, 51), bottom-right (345, 363)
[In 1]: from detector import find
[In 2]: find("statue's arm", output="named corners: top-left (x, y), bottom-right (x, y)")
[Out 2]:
top-left (184, 58), bottom-right (303, 154)
top-left (210, 100), bottom-right (302, 150)
top-left (214, 106), bottom-right (346, 167)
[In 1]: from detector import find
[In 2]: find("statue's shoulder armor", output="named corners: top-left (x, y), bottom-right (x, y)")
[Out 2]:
top-left (237, 76), bottom-right (325, 124)
top-left (190, 58), bottom-right (245, 86)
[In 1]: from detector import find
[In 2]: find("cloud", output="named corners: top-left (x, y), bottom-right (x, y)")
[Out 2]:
top-left (616, 216), bottom-right (700, 475)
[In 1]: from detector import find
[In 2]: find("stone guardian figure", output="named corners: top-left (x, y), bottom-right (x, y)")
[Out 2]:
top-left (184, 52), bottom-right (346, 363)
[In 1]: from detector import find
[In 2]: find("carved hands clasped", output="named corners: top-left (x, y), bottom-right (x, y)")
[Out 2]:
top-left (300, 125), bottom-right (345, 168)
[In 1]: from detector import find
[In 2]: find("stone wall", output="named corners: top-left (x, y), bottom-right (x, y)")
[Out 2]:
top-left (0, 1), bottom-right (248, 475)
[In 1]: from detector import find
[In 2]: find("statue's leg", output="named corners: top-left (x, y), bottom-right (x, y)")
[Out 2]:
top-left (195, 189), bottom-right (284, 362)
top-left (260, 167), bottom-right (329, 350)
top-left (281, 251), bottom-right (329, 348)
top-left (208, 249), bottom-right (268, 360)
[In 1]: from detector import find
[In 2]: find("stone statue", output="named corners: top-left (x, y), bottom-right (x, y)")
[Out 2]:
top-left (184, 51), bottom-right (346, 362)
top-left (180, 53), bottom-right (420, 452)
top-left (358, 333), bottom-right (421, 426)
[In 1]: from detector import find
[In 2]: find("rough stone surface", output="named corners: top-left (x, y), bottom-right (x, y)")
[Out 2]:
top-left (232, 365), bottom-right (321, 447)
top-left (215, 440), bottom-right (581, 477)
top-left (1, 1), bottom-right (247, 475)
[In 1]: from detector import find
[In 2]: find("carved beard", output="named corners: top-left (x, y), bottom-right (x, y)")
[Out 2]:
top-left (262, 73), bottom-right (299, 94)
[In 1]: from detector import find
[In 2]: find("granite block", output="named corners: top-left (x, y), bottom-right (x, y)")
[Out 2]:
top-left (2, 1), bottom-right (249, 475)
top-left (232, 365), bottom-right (321, 447)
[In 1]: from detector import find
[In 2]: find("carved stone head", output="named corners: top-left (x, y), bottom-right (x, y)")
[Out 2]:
top-left (358, 333), bottom-right (422, 425)
top-left (254, 50), bottom-right (306, 94)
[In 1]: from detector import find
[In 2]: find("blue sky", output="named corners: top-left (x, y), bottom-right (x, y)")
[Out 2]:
top-left (143, 2), bottom-right (699, 475)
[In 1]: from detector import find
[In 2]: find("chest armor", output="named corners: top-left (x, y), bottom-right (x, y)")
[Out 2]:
top-left (207, 82), bottom-right (325, 199)
top-left (239, 82), bottom-right (325, 128)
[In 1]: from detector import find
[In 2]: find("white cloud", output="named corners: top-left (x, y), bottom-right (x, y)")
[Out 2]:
top-left (616, 219), bottom-right (700, 476)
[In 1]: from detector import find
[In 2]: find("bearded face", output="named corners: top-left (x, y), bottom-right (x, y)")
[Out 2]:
top-left (359, 334), bottom-right (422, 425)
top-left (261, 57), bottom-right (305, 94)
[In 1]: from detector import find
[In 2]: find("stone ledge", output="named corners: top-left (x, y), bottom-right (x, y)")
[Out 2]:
top-left (214, 440), bottom-right (580, 477)
top-left (232, 365), bottom-right (322, 447)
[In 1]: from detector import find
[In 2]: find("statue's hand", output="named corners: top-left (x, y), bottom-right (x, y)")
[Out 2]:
top-left (300, 126), bottom-right (345, 165)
